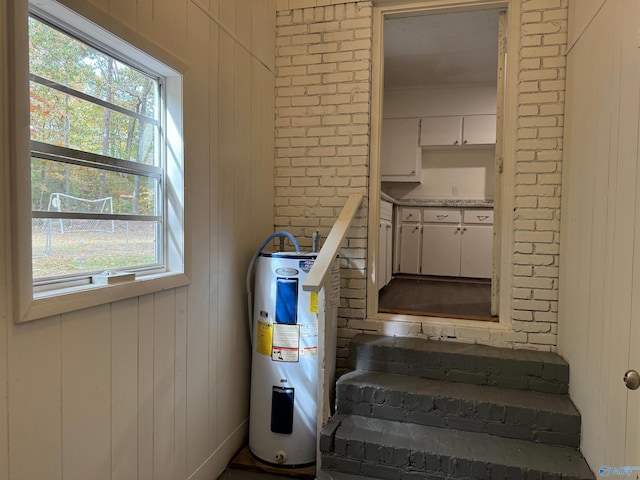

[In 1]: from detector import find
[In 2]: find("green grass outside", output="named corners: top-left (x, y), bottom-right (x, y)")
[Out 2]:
top-left (32, 222), bottom-right (157, 278)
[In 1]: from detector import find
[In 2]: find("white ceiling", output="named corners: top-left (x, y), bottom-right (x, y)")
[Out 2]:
top-left (384, 9), bottom-right (500, 89)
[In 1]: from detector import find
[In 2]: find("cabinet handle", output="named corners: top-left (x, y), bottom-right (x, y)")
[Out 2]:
top-left (463, 139), bottom-right (468, 144)
top-left (453, 140), bottom-right (459, 145)
top-left (409, 170), bottom-right (416, 176)
top-left (386, 224), bottom-right (391, 230)
top-left (436, 214), bottom-right (449, 220)
top-left (477, 215), bottom-right (490, 221)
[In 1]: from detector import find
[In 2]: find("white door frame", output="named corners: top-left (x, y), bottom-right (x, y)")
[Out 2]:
top-left (366, 0), bottom-right (520, 331)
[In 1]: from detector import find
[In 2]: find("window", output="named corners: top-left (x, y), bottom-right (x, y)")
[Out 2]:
top-left (14, 1), bottom-right (187, 322)
top-left (30, 15), bottom-right (164, 282)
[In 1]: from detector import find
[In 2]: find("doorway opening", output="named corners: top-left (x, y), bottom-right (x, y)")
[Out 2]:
top-left (372, 5), bottom-right (507, 322)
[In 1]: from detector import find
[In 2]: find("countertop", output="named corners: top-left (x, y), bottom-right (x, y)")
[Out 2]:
top-left (380, 192), bottom-right (493, 209)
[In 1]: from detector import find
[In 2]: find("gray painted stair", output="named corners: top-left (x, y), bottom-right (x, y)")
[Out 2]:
top-left (348, 334), bottom-right (569, 394)
top-left (336, 370), bottom-right (581, 447)
top-left (321, 414), bottom-right (594, 480)
top-left (321, 334), bottom-right (594, 479)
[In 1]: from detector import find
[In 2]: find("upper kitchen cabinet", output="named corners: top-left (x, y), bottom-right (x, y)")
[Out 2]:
top-left (420, 114), bottom-right (496, 147)
top-left (381, 118), bottom-right (422, 182)
top-left (462, 115), bottom-right (497, 145)
top-left (419, 116), bottom-right (462, 146)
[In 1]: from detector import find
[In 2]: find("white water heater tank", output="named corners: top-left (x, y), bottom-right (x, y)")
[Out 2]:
top-left (249, 252), bottom-right (321, 467)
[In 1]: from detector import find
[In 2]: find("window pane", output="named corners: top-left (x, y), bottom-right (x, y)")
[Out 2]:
top-left (30, 82), bottom-right (157, 165)
top-left (32, 220), bottom-right (160, 279)
top-left (29, 17), bottom-right (158, 120)
top-left (31, 157), bottom-right (158, 215)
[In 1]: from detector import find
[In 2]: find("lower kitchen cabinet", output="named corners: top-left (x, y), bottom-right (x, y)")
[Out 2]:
top-left (397, 206), bottom-right (493, 279)
top-left (378, 200), bottom-right (394, 290)
top-left (460, 225), bottom-right (492, 278)
top-left (399, 224), bottom-right (421, 274)
top-left (421, 224), bottom-right (462, 277)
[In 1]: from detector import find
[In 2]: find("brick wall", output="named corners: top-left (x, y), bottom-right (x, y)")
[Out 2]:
top-left (274, 0), bottom-right (373, 368)
top-left (511, 0), bottom-right (567, 347)
top-left (274, 0), bottom-right (568, 360)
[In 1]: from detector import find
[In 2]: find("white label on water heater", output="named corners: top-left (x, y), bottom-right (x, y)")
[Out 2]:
top-left (272, 324), bottom-right (300, 362)
top-left (300, 323), bottom-right (318, 339)
top-left (272, 347), bottom-right (299, 362)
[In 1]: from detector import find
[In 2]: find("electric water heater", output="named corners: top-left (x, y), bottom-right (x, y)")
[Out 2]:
top-left (249, 252), bottom-right (319, 467)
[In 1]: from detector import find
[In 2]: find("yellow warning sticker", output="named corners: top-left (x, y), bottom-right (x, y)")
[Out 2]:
top-left (256, 319), bottom-right (273, 357)
top-left (310, 291), bottom-right (319, 313)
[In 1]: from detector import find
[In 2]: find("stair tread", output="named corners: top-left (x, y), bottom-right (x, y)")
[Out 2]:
top-left (352, 334), bottom-right (567, 367)
top-left (317, 470), bottom-right (366, 480)
top-left (327, 414), bottom-right (594, 479)
top-left (349, 334), bottom-right (569, 394)
top-left (338, 370), bottom-right (578, 416)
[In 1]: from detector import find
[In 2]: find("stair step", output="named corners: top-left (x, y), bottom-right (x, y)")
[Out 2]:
top-left (336, 370), bottom-right (581, 447)
top-left (348, 334), bottom-right (569, 394)
top-left (320, 414), bottom-right (594, 480)
top-left (317, 470), bottom-right (368, 480)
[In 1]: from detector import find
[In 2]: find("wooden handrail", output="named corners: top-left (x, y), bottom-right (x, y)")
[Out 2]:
top-left (302, 193), bottom-right (363, 292)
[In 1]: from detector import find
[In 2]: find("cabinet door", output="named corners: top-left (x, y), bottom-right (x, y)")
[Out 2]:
top-left (419, 116), bottom-right (462, 146)
top-left (421, 225), bottom-right (461, 276)
top-left (380, 118), bottom-right (422, 181)
top-left (460, 225), bottom-right (493, 278)
top-left (378, 222), bottom-right (387, 290)
top-left (384, 222), bottom-right (393, 286)
top-left (399, 225), bottom-right (421, 274)
top-left (462, 115), bottom-right (496, 145)
top-left (378, 220), bottom-right (393, 288)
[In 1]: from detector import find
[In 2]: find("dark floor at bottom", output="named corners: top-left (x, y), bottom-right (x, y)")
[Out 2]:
top-left (219, 446), bottom-right (315, 480)
top-left (217, 468), bottom-right (292, 479)
top-left (378, 276), bottom-right (496, 321)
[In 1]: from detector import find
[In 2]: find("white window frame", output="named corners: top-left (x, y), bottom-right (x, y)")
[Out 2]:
top-left (11, 0), bottom-right (189, 323)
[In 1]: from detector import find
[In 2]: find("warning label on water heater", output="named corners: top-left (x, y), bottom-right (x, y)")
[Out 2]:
top-left (272, 347), bottom-right (299, 362)
top-left (256, 319), bottom-right (273, 357)
top-left (272, 324), bottom-right (300, 362)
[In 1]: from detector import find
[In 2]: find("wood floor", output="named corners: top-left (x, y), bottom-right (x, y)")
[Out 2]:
top-left (223, 446), bottom-right (315, 479)
top-left (378, 275), bottom-right (497, 322)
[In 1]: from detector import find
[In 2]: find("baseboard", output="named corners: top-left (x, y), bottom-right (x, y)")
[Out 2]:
top-left (187, 419), bottom-right (248, 480)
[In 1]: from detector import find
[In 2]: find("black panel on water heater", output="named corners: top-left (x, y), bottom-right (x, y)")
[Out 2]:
top-left (271, 386), bottom-right (294, 434)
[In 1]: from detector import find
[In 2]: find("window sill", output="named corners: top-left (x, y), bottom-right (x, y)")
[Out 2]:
top-left (18, 272), bottom-right (190, 323)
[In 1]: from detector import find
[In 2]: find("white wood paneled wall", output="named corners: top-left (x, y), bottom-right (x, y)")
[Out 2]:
top-left (559, 0), bottom-right (639, 470)
top-left (0, 1), bottom-right (11, 478)
top-left (0, 1), bottom-right (276, 480)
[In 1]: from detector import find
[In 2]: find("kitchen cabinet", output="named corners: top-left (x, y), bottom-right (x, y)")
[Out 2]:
top-left (460, 209), bottom-right (493, 278)
top-left (397, 206), bottom-right (493, 279)
top-left (462, 115), bottom-right (497, 145)
top-left (420, 208), bottom-right (462, 277)
top-left (378, 199), bottom-right (394, 290)
top-left (421, 225), bottom-right (461, 277)
top-left (419, 116), bottom-right (462, 146)
top-left (419, 114), bottom-right (496, 147)
top-left (398, 208), bottom-right (421, 274)
top-left (381, 118), bottom-right (422, 182)
top-left (399, 225), bottom-right (421, 274)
